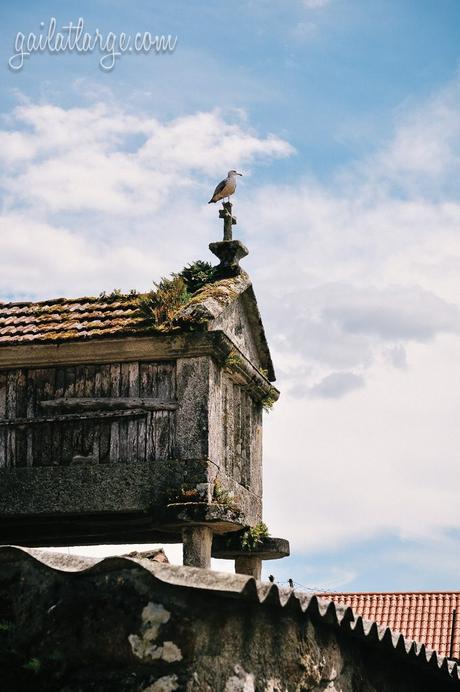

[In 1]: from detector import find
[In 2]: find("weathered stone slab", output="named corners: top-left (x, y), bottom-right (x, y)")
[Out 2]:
top-left (212, 536), bottom-right (290, 561)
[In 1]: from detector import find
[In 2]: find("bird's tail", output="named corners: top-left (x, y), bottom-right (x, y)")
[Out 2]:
top-left (208, 198), bottom-right (216, 204)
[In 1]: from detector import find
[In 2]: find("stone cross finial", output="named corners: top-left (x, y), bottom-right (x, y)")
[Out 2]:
top-left (210, 202), bottom-right (248, 270)
top-left (219, 201), bottom-right (237, 241)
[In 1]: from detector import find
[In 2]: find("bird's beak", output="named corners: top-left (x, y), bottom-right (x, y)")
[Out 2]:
top-left (237, 172), bottom-right (243, 176)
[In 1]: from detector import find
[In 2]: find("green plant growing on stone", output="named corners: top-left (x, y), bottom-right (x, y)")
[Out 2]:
top-left (258, 367), bottom-right (269, 379)
top-left (213, 480), bottom-right (236, 508)
top-left (178, 261), bottom-right (215, 294)
top-left (261, 391), bottom-right (277, 412)
top-left (224, 351), bottom-right (243, 371)
top-left (137, 275), bottom-right (190, 328)
top-left (0, 620), bottom-right (12, 631)
top-left (22, 657), bottom-right (41, 673)
top-left (241, 522), bottom-right (269, 551)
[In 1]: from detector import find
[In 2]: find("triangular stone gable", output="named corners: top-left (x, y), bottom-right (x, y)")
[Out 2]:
top-left (210, 287), bottom-right (275, 381)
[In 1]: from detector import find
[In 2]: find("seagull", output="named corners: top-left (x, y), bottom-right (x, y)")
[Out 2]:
top-left (208, 170), bottom-right (243, 204)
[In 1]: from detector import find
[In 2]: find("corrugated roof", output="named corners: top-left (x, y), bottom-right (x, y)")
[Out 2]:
top-left (317, 591), bottom-right (460, 661)
top-left (3, 547), bottom-right (460, 684)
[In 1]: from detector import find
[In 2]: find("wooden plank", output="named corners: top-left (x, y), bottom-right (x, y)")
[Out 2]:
top-left (91, 365), bottom-right (101, 463)
top-left (109, 363), bottom-right (121, 463)
top-left (118, 363), bottom-right (131, 463)
top-left (40, 367), bottom-right (56, 466)
top-left (127, 362), bottom-right (139, 462)
top-left (142, 364), bottom-right (154, 461)
top-left (52, 367), bottom-right (66, 467)
top-left (98, 364), bottom-right (111, 464)
top-left (157, 362), bottom-right (175, 398)
top-left (139, 363), bottom-right (152, 462)
top-left (0, 410), bottom-right (147, 426)
top-left (6, 370), bottom-right (18, 468)
top-left (168, 409), bottom-right (176, 459)
top-left (154, 410), bottom-right (168, 460)
top-left (82, 365), bottom-right (96, 459)
top-left (153, 362), bottom-right (175, 460)
top-left (61, 366), bottom-right (76, 465)
top-left (25, 370), bottom-right (35, 467)
top-left (15, 369), bottom-right (27, 467)
top-left (39, 397), bottom-right (178, 412)
top-left (145, 412), bottom-right (155, 462)
top-left (71, 365), bottom-right (86, 462)
top-left (139, 362), bottom-right (151, 397)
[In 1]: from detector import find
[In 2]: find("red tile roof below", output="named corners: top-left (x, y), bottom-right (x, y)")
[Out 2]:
top-left (318, 591), bottom-right (460, 660)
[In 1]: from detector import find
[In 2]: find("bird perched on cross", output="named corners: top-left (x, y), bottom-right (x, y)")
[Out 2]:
top-left (208, 170), bottom-right (243, 204)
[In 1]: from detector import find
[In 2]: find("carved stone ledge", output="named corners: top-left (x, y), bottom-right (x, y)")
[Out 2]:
top-left (212, 535), bottom-right (290, 561)
top-left (209, 240), bottom-right (249, 269)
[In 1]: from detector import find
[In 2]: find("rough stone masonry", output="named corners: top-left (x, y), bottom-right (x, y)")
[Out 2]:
top-left (0, 548), bottom-right (458, 692)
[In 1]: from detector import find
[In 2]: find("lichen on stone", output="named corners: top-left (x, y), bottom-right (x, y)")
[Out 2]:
top-left (142, 675), bottom-right (179, 692)
top-left (128, 602), bottom-right (182, 664)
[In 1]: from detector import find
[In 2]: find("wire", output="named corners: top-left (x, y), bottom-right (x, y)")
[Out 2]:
top-left (274, 579), bottom-right (340, 594)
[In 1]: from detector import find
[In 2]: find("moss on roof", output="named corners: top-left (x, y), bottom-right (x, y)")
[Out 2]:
top-left (0, 263), bottom-right (251, 346)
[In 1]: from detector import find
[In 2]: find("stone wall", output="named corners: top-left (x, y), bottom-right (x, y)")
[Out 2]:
top-left (0, 548), bottom-right (458, 692)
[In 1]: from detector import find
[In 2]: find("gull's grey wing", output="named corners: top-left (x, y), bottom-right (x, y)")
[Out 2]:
top-left (212, 179), bottom-right (227, 197)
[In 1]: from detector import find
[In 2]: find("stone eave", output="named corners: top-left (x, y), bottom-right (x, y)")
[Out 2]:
top-left (0, 330), bottom-right (278, 403)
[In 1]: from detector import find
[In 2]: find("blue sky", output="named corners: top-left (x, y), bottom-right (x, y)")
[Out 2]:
top-left (1, 1), bottom-right (460, 592)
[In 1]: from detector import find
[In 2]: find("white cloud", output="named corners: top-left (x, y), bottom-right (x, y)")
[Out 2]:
top-left (2, 79), bottom-right (460, 573)
top-left (0, 103), bottom-right (293, 216)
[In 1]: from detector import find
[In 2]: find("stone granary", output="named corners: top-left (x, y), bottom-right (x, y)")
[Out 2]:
top-left (0, 217), bottom-right (289, 576)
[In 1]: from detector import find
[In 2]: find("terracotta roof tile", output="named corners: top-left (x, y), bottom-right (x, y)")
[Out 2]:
top-left (318, 591), bottom-right (460, 660)
top-left (0, 294), bottom-right (152, 346)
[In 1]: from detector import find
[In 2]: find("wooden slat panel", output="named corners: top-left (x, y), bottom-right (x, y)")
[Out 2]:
top-left (81, 365), bottom-right (96, 461)
top-left (0, 359), bottom-right (177, 468)
top-left (61, 366), bottom-right (76, 465)
top-left (99, 364), bottom-right (112, 464)
top-left (109, 363), bottom-right (121, 463)
top-left (71, 366), bottom-right (86, 462)
top-left (6, 370), bottom-right (18, 468)
top-left (142, 364), bottom-right (155, 462)
top-left (40, 397), bottom-right (178, 412)
top-left (51, 368), bottom-right (65, 468)
top-left (127, 362), bottom-right (139, 462)
top-left (154, 362), bottom-right (175, 460)
top-left (0, 410), bottom-right (147, 427)
top-left (117, 362), bottom-right (130, 462)
top-left (15, 369), bottom-right (27, 467)
top-left (92, 364), bottom-right (102, 464)
top-left (40, 367), bottom-right (56, 466)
